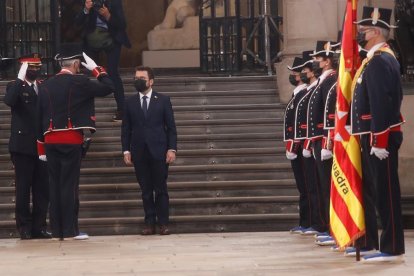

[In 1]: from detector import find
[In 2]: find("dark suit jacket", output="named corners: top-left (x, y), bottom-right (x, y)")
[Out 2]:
top-left (4, 79), bottom-right (40, 156)
top-left (121, 91), bottom-right (177, 160)
top-left (75, 0), bottom-right (131, 48)
top-left (37, 73), bottom-right (114, 142)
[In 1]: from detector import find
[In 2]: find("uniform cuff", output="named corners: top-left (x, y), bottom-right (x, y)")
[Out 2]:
top-left (37, 140), bottom-right (45, 156)
top-left (371, 130), bottom-right (389, 148)
top-left (123, 151), bottom-right (130, 155)
top-left (92, 66), bottom-right (107, 78)
top-left (303, 139), bottom-right (312, 150)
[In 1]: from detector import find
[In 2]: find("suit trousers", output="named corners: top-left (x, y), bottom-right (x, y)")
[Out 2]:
top-left (45, 144), bottom-right (82, 238)
top-left (361, 133), bottom-right (405, 255)
top-left (85, 42), bottom-right (125, 112)
top-left (133, 145), bottom-right (169, 225)
top-left (312, 139), bottom-right (332, 231)
top-left (11, 153), bottom-right (49, 234)
top-left (290, 146), bottom-right (311, 228)
top-left (303, 154), bottom-right (326, 232)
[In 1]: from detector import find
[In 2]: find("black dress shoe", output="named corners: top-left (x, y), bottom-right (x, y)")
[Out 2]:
top-left (112, 111), bottom-right (123, 122)
top-left (20, 231), bottom-right (32, 240)
top-left (32, 230), bottom-right (52, 239)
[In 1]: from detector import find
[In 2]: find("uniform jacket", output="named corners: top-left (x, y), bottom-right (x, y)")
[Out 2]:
top-left (36, 72), bottom-right (114, 142)
top-left (351, 45), bottom-right (403, 147)
top-left (4, 79), bottom-right (40, 155)
top-left (121, 91), bottom-right (177, 160)
top-left (307, 70), bottom-right (337, 139)
top-left (75, 0), bottom-right (131, 48)
top-left (295, 80), bottom-right (319, 140)
top-left (324, 82), bottom-right (337, 130)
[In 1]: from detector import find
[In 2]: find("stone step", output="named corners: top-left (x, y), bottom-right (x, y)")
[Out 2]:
top-left (0, 163), bottom-right (293, 185)
top-left (0, 195), bottom-right (299, 221)
top-left (0, 179), bottom-right (297, 203)
top-left (0, 213), bottom-right (298, 238)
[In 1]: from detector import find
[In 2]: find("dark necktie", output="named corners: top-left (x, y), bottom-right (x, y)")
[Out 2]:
top-left (30, 84), bottom-right (37, 95)
top-left (142, 95), bottom-right (148, 118)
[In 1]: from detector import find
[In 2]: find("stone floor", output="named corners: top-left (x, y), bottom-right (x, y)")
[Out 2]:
top-left (1, 231), bottom-right (413, 275)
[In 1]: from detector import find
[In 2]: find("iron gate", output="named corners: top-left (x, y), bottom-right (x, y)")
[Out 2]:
top-left (0, 0), bottom-right (59, 76)
top-left (200, 0), bottom-right (282, 74)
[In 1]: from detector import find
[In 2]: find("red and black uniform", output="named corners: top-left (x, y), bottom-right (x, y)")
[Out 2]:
top-left (284, 84), bottom-right (310, 228)
top-left (295, 80), bottom-right (325, 232)
top-left (351, 44), bottom-right (405, 255)
top-left (36, 68), bottom-right (114, 239)
top-left (4, 78), bottom-right (49, 238)
top-left (307, 69), bottom-right (337, 231)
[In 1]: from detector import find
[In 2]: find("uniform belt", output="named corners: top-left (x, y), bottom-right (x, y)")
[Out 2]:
top-left (45, 130), bottom-right (83, 144)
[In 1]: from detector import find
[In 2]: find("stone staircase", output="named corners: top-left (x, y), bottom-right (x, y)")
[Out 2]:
top-left (1, 74), bottom-right (412, 238)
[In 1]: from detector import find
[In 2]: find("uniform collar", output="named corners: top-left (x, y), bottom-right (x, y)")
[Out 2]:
top-left (293, 83), bottom-right (307, 95)
top-left (57, 68), bottom-right (74, 75)
top-left (367, 42), bottom-right (387, 59)
top-left (307, 79), bottom-right (318, 91)
top-left (318, 69), bottom-right (334, 83)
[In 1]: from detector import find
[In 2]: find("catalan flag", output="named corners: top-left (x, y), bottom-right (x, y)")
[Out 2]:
top-left (330, 0), bottom-right (365, 248)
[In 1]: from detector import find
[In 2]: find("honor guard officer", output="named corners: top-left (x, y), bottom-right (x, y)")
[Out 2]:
top-left (294, 51), bottom-right (325, 236)
top-left (36, 44), bottom-right (115, 240)
top-left (307, 41), bottom-right (339, 245)
top-left (284, 57), bottom-right (312, 234)
top-left (351, 6), bottom-right (405, 263)
top-left (3, 54), bottom-right (51, 240)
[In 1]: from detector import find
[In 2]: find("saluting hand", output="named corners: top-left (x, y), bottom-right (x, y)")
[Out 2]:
top-left (81, 52), bottom-right (98, 71)
top-left (99, 4), bottom-right (111, 21)
top-left (17, 62), bottom-right (28, 81)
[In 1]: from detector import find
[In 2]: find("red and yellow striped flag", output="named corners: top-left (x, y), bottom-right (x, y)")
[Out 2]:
top-left (330, 0), bottom-right (365, 248)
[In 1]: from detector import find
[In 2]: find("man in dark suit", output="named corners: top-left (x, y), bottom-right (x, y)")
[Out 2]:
top-left (75, 0), bottom-right (131, 121)
top-left (37, 44), bottom-right (114, 240)
top-left (3, 54), bottom-right (51, 240)
top-left (122, 66), bottom-right (177, 235)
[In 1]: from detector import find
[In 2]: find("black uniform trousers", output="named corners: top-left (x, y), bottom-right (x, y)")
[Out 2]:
top-left (85, 42), bottom-right (125, 113)
top-left (45, 144), bottom-right (82, 238)
top-left (361, 133), bottom-right (405, 255)
top-left (11, 153), bottom-right (49, 235)
top-left (312, 139), bottom-right (332, 232)
top-left (302, 153), bottom-right (326, 232)
top-left (132, 144), bottom-right (169, 226)
top-left (290, 145), bottom-right (311, 228)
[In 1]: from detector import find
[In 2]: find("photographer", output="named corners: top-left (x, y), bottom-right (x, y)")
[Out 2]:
top-left (75, 0), bottom-right (131, 121)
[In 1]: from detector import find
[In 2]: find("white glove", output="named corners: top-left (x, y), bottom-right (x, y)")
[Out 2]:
top-left (39, 155), bottom-right (47, 162)
top-left (302, 149), bottom-right (312, 158)
top-left (286, 151), bottom-right (298, 160)
top-left (321, 149), bottom-right (333, 161)
top-left (81, 52), bottom-right (98, 70)
top-left (18, 62), bottom-right (28, 81)
top-left (370, 147), bottom-right (389, 160)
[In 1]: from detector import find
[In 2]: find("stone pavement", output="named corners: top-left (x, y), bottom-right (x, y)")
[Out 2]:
top-left (1, 231), bottom-right (413, 275)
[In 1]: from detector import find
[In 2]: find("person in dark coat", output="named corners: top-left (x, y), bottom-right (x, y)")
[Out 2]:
top-left (75, 0), bottom-right (131, 121)
top-left (36, 44), bottom-right (115, 240)
top-left (351, 6), bottom-right (405, 263)
top-left (122, 66), bottom-right (177, 235)
top-left (3, 54), bottom-right (51, 240)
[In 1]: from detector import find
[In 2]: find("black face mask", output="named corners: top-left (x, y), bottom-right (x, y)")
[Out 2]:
top-left (312, 61), bottom-right (323, 78)
top-left (357, 32), bottom-right (368, 49)
top-left (288, 74), bottom-right (299, 86)
top-left (134, 79), bottom-right (148, 92)
top-left (359, 49), bottom-right (368, 59)
top-left (26, 69), bottom-right (40, 81)
top-left (300, 72), bottom-right (310, 84)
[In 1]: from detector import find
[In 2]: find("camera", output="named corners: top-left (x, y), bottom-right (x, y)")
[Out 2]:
top-left (92, 0), bottom-right (106, 10)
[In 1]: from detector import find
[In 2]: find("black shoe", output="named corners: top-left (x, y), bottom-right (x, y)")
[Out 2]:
top-left (20, 231), bottom-right (32, 240)
top-left (32, 230), bottom-right (52, 239)
top-left (112, 111), bottom-right (123, 121)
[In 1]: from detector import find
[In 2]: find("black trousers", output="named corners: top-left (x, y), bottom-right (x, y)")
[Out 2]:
top-left (303, 154), bottom-right (326, 232)
top-left (361, 133), bottom-right (405, 255)
top-left (11, 153), bottom-right (49, 234)
top-left (132, 145), bottom-right (169, 225)
top-left (85, 42), bottom-right (125, 113)
top-left (290, 146), bottom-right (311, 228)
top-left (45, 144), bottom-right (82, 238)
top-left (312, 139), bottom-right (333, 232)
